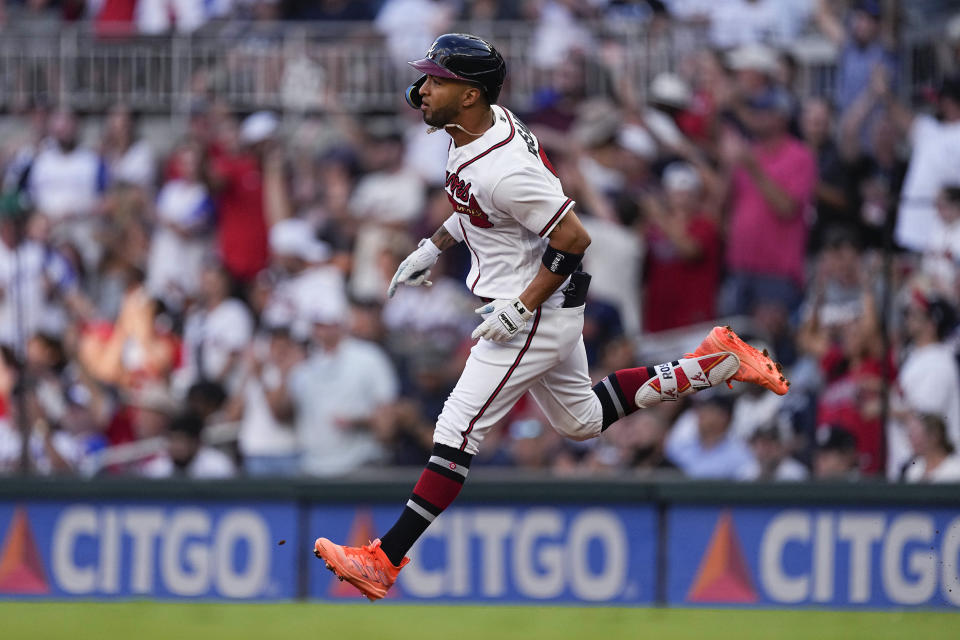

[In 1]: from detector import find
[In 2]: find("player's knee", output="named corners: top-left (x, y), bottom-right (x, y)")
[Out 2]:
top-left (553, 417), bottom-right (600, 442)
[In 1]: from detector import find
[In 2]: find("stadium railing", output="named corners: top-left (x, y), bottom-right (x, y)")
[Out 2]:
top-left (3, 19), bottom-right (939, 117)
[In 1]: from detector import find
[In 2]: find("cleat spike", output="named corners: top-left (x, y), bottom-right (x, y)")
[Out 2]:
top-left (775, 363), bottom-right (783, 372)
top-left (762, 348), bottom-right (769, 357)
top-left (766, 364), bottom-right (773, 370)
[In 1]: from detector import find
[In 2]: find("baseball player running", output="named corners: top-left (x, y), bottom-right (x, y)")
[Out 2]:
top-left (314, 34), bottom-right (789, 600)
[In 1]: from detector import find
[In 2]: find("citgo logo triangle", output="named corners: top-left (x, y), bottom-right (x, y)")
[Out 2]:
top-left (328, 510), bottom-right (401, 599)
top-left (686, 510), bottom-right (757, 603)
top-left (0, 506), bottom-right (50, 594)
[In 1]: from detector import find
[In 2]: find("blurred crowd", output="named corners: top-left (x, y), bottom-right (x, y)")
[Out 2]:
top-left (1, 0), bottom-right (960, 483)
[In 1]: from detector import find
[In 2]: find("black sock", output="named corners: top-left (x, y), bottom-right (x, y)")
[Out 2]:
top-left (379, 443), bottom-right (473, 566)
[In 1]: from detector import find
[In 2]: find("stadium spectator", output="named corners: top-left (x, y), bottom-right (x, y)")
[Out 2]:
top-left (894, 292), bottom-right (960, 452)
top-left (145, 141), bottom-right (214, 311)
top-left (666, 391), bottom-right (759, 480)
top-left (374, 0), bottom-right (454, 69)
top-left (894, 75), bottom-right (960, 252)
top-left (720, 85), bottom-right (817, 357)
top-left (263, 217), bottom-right (345, 329)
top-left (921, 185), bottom-right (960, 302)
top-left (179, 261), bottom-right (253, 395)
top-left (283, 296), bottom-right (398, 476)
top-left (599, 408), bottom-right (681, 476)
top-left (141, 412), bottom-right (236, 478)
top-left (901, 413), bottom-right (960, 483)
top-left (838, 72), bottom-right (907, 250)
top-left (812, 424), bottom-right (860, 480)
top-left (348, 123), bottom-right (426, 299)
top-left (227, 325), bottom-right (304, 476)
top-left (207, 111), bottom-right (288, 283)
top-left (136, 0), bottom-right (211, 34)
top-left (641, 161), bottom-right (721, 332)
top-left (801, 97), bottom-right (855, 253)
top-left (0, 194), bottom-right (81, 348)
top-left (748, 422), bottom-right (809, 481)
top-left (286, 0), bottom-right (374, 21)
top-left (814, 0), bottom-right (896, 114)
top-left (78, 280), bottom-right (179, 389)
top-left (27, 109), bottom-right (107, 269)
top-left (100, 104), bottom-right (155, 192)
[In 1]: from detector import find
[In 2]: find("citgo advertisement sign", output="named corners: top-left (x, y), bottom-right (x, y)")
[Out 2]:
top-left (668, 506), bottom-right (960, 609)
top-left (309, 504), bottom-right (657, 604)
top-left (0, 502), bottom-right (298, 599)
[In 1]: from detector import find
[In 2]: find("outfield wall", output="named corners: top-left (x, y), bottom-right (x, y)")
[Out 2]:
top-left (0, 477), bottom-right (958, 609)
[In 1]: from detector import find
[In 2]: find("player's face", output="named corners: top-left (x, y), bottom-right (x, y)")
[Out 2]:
top-left (419, 75), bottom-right (470, 127)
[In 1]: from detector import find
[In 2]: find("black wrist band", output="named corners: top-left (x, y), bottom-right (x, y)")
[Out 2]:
top-left (542, 246), bottom-right (583, 275)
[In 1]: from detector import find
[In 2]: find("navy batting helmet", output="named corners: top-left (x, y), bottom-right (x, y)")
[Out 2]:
top-left (405, 33), bottom-right (506, 109)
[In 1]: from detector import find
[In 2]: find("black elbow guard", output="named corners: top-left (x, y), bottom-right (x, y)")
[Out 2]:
top-left (542, 246), bottom-right (584, 275)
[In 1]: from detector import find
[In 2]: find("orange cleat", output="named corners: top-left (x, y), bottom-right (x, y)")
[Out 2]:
top-left (314, 537), bottom-right (408, 601)
top-left (687, 326), bottom-right (790, 395)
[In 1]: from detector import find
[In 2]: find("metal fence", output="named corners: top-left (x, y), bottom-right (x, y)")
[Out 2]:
top-left (0, 19), bottom-right (951, 116)
top-left (0, 20), bottom-right (737, 115)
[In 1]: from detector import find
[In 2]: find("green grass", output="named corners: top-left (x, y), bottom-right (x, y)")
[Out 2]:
top-left (0, 602), bottom-right (955, 640)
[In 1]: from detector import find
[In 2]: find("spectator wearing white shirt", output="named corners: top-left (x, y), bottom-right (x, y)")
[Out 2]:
top-left (141, 412), bottom-right (236, 479)
top-left (27, 109), bottom-right (108, 269)
top-left (100, 104), bottom-right (155, 191)
top-left (897, 293), bottom-right (960, 451)
top-left (0, 198), bottom-right (80, 348)
top-left (374, 0), bottom-right (453, 69)
top-left (227, 325), bottom-right (304, 477)
top-left (901, 413), bottom-right (960, 483)
top-left (146, 142), bottom-right (214, 310)
top-left (894, 76), bottom-right (960, 252)
top-left (264, 217), bottom-right (345, 332)
top-left (349, 126), bottom-right (426, 299)
top-left (180, 262), bottom-right (254, 395)
top-left (921, 186), bottom-right (960, 302)
top-left (283, 296), bottom-right (399, 476)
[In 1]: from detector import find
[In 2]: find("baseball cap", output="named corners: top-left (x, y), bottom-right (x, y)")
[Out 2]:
top-left (617, 123), bottom-right (658, 160)
top-left (649, 72), bottom-right (692, 109)
top-left (727, 44), bottom-right (780, 75)
top-left (304, 293), bottom-right (348, 327)
top-left (662, 161), bottom-right (701, 192)
top-left (269, 218), bottom-right (330, 263)
top-left (240, 111), bottom-right (279, 144)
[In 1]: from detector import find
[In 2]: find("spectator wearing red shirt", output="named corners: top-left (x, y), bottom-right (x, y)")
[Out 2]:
top-left (720, 87), bottom-right (817, 355)
top-left (207, 111), bottom-right (291, 283)
top-left (642, 162), bottom-right (722, 333)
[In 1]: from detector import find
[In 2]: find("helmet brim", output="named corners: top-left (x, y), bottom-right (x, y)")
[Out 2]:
top-left (407, 58), bottom-right (466, 81)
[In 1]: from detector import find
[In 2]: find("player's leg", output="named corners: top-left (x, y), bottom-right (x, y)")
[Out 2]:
top-left (592, 325), bottom-right (790, 430)
top-left (314, 309), bottom-right (557, 599)
top-left (376, 310), bottom-right (558, 564)
top-left (529, 313), bottom-right (790, 435)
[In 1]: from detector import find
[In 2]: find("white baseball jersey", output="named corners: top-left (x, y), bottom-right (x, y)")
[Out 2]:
top-left (430, 105), bottom-right (604, 454)
top-left (441, 105), bottom-right (576, 301)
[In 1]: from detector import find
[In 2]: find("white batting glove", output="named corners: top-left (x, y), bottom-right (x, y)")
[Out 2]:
top-left (387, 238), bottom-right (442, 298)
top-left (471, 298), bottom-right (533, 343)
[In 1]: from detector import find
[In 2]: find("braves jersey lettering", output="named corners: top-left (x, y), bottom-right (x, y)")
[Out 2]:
top-left (445, 171), bottom-right (492, 228)
top-left (444, 105), bottom-right (576, 300)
